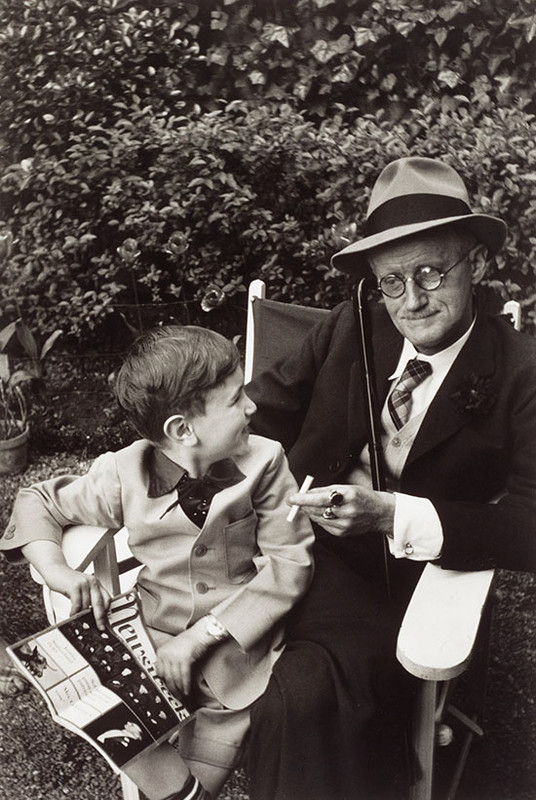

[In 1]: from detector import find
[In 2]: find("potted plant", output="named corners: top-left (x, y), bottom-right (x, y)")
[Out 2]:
top-left (0, 230), bottom-right (62, 473)
top-left (0, 318), bottom-right (62, 474)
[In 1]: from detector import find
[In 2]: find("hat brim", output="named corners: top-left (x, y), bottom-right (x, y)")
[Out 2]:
top-left (331, 213), bottom-right (508, 277)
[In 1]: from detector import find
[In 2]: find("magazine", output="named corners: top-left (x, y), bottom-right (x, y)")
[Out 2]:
top-left (7, 590), bottom-right (192, 773)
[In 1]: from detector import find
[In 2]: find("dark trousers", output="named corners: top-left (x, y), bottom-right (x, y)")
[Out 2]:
top-left (246, 537), bottom-right (420, 800)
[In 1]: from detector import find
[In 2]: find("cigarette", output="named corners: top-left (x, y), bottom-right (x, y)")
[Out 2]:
top-left (287, 474), bottom-right (314, 522)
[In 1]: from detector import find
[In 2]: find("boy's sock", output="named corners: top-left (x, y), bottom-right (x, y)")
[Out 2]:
top-left (162, 773), bottom-right (211, 800)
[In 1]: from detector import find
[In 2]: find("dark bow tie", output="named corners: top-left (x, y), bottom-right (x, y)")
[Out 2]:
top-left (160, 472), bottom-right (231, 526)
top-left (177, 473), bottom-right (220, 526)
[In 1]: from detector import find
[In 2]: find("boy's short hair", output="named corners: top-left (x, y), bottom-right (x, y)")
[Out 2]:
top-left (115, 325), bottom-right (241, 443)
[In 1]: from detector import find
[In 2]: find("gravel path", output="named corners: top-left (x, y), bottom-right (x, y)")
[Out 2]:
top-left (1, 454), bottom-right (534, 800)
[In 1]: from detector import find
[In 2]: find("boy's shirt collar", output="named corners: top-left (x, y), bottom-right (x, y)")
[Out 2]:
top-left (147, 447), bottom-right (245, 498)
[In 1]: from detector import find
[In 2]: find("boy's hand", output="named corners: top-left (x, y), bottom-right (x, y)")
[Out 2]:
top-left (155, 619), bottom-right (217, 697)
top-left (47, 564), bottom-right (111, 630)
top-left (22, 540), bottom-right (111, 630)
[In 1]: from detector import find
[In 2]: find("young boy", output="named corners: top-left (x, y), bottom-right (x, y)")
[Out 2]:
top-left (1, 325), bottom-right (314, 800)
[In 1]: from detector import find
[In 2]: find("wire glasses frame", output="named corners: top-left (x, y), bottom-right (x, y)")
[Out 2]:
top-left (377, 248), bottom-right (474, 299)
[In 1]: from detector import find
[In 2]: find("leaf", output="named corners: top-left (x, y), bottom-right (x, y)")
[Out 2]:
top-left (332, 64), bottom-right (356, 84)
top-left (393, 21), bottom-right (416, 37)
top-left (434, 28), bottom-right (448, 47)
top-left (0, 321), bottom-right (18, 352)
top-left (9, 368), bottom-right (35, 387)
top-left (249, 70), bottom-right (266, 86)
top-left (311, 39), bottom-right (340, 64)
top-left (0, 354), bottom-right (9, 381)
top-left (352, 27), bottom-right (377, 48)
top-left (262, 23), bottom-right (291, 48)
top-left (16, 322), bottom-right (39, 359)
top-left (40, 330), bottom-right (62, 360)
top-left (439, 68), bottom-right (463, 89)
top-left (438, 2), bottom-right (466, 23)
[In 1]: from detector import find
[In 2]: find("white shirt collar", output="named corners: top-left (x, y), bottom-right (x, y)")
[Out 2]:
top-left (390, 316), bottom-right (477, 381)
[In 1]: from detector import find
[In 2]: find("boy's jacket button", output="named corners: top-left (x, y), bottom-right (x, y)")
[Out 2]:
top-left (3, 524), bottom-right (15, 539)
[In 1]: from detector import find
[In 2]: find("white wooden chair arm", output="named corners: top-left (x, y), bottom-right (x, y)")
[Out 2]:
top-left (62, 524), bottom-right (119, 572)
top-left (29, 525), bottom-right (136, 625)
top-left (29, 525), bottom-right (116, 584)
top-left (396, 562), bottom-right (494, 681)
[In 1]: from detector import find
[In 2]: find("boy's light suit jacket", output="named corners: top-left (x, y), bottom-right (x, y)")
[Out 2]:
top-left (1, 435), bottom-right (314, 710)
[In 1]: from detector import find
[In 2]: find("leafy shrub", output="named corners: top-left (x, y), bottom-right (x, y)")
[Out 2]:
top-left (0, 0), bottom-right (200, 164)
top-left (1, 0), bottom-right (534, 163)
top-left (1, 102), bottom-right (536, 342)
top-left (184, 0), bottom-right (536, 120)
top-left (0, 0), bottom-right (535, 346)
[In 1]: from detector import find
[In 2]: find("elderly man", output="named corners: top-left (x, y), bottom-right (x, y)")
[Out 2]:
top-left (245, 157), bottom-right (536, 800)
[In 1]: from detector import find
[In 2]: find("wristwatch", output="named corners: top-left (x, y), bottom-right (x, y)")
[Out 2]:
top-left (204, 614), bottom-right (228, 641)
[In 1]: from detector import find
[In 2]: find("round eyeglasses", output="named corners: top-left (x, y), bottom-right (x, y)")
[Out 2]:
top-left (377, 248), bottom-right (473, 299)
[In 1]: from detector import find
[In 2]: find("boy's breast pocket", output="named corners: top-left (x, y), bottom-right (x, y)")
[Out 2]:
top-left (223, 511), bottom-right (259, 584)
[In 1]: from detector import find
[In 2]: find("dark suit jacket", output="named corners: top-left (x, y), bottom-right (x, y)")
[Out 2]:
top-left (248, 301), bottom-right (536, 574)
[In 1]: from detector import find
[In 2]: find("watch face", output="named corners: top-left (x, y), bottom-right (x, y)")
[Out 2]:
top-left (205, 616), bottom-right (226, 640)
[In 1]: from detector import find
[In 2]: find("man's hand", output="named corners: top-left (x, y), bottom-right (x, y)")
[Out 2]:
top-left (155, 619), bottom-right (217, 697)
top-left (287, 484), bottom-right (396, 538)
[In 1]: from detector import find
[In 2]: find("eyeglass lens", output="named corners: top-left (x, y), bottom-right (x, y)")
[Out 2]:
top-left (378, 249), bottom-right (471, 298)
top-left (380, 266), bottom-right (442, 297)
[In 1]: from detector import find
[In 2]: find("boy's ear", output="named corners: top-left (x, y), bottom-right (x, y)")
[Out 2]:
top-left (162, 414), bottom-right (197, 445)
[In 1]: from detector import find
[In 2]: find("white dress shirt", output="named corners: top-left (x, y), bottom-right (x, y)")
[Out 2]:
top-left (349, 319), bottom-right (476, 561)
top-left (387, 319), bottom-right (475, 560)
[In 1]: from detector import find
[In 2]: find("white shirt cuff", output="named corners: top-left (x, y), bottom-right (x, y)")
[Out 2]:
top-left (388, 493), bottom-right (443, 560)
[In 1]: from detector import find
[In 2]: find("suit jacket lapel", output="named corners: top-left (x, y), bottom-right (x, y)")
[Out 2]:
top-left (406, 314), bottom-right (497, 468)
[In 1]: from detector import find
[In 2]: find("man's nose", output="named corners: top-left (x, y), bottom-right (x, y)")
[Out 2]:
top-left (404, 279), bottom-right (428, 309)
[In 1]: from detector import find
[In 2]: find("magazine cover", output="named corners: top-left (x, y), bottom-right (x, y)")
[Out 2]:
top-left (7, 590), bottom-right (192, 773)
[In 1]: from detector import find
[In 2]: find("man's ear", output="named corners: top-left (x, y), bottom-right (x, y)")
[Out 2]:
top-left (162, 414), bottom-right (197, 445)
top-left (470, 243), bottom-right (489, 286)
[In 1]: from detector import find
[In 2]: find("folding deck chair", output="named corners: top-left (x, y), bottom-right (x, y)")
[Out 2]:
top-left (30, 281), bottom-right (520, 800)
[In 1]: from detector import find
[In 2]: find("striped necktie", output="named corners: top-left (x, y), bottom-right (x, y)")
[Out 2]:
top-left (388, 358), bottom-right (432, 430)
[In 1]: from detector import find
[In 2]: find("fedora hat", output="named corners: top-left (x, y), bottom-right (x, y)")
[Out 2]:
top-left (331, 157), bottom-right (508, 276)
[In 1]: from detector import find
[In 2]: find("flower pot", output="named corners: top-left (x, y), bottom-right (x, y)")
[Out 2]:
top-left (0, 427), bottom-right (29, 475)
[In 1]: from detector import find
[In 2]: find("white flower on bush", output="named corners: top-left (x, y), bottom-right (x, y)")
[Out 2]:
top-left (117, 239), bottom-right (140, 264)
top-left (164, 231), bottom-right (190, 257)
top-left (200, 285), bottom-right (225, 312)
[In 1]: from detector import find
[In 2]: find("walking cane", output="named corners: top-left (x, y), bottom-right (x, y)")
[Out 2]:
top-left (353, 278), bottom-right (391, 598)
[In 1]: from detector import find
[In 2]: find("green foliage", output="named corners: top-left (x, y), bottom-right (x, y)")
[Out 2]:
top-left (0, 228), bottom-right (62, 438)
top-left (1, 101), bottom-right (535, 341)
top-left (178, 0), bottom-right (536, 120)
top-left (0, 0), bottom-right (535, 347)
top-left (1, 0), bottom-right (535, 166)
top-left (0, 353), bottom-right (27, 439)
top-left (0, 316), bottom-right (62, 439)
top-left (0, 0), bottom-right (200, 164)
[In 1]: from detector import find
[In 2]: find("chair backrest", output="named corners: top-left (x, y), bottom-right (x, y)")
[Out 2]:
top-left (502, 299), bottom-right (522, 331)
top-left (244, 279), bottom-right (329, 383)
